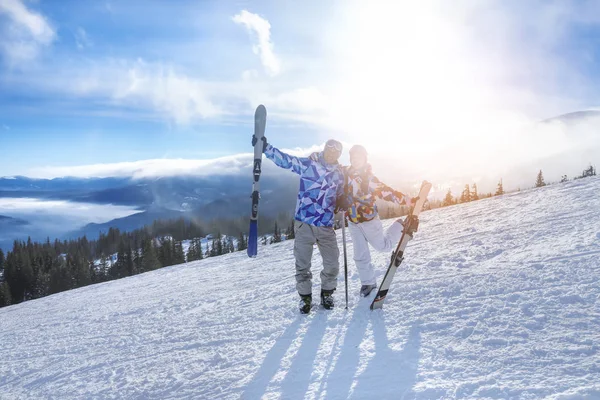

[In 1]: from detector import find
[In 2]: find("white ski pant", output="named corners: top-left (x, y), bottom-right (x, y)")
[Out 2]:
top-left (348, 217), bottom-right (404, 286)
top-left (294, 221), bottom-right (340, 295)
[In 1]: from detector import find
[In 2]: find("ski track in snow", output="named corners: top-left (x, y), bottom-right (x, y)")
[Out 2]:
top-left (1, 177), bottom-right (600, 399)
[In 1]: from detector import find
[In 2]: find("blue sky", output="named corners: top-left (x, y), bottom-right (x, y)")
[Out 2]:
top-left (1, 0), bottom-right (600, 190)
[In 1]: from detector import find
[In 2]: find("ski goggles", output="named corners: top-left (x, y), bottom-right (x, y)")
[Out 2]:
top-left (325, 139), bottom-right (343, 152)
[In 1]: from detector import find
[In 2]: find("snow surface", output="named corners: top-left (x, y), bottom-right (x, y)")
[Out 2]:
top-left (1, 177), bottom-right (599, 399)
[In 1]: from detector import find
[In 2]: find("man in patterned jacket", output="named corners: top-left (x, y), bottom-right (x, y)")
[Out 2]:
top-left (253, 135), bottom-right (345, 313)
top-left (342, 145), bottom-right (417, 297)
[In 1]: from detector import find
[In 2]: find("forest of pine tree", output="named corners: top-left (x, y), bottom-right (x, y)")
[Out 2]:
top-left (0, 214), bottom-right (292, 309)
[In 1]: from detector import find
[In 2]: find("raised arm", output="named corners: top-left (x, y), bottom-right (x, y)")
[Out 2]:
top-left (264, 144), bottom-right (309, 176)
top-left (370, 175), bottom-right (407, 205)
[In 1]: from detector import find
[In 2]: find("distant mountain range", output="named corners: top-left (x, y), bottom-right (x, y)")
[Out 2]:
top-left (0, 215), bottom-right (31, 248)
top-left (541, 110), bottom-right (600, 124)
top-left (0, 174), bottom-right (299, 249)
top-left (0, 215), bottom-right (29, 226)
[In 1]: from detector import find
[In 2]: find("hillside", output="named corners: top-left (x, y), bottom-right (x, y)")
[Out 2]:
top-left (1, 177), bottom-right (599, 399)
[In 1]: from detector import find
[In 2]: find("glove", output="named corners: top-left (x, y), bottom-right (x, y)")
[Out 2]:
top-left (404, 196), bottom-right (420, 208)
top-left (308, 152), bottom-right (320, 162)
top-left (335, 194), bottom-right (350, 213)
top-left (252, 135), bottom-right (268, 152)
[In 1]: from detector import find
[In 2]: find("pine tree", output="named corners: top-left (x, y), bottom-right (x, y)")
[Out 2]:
top-left (216, 234), bottom-right (223, 256)
top-left (0, 248), bottom-right (4, 277)
top-left (158, 238), bottom-right (173, 266)
top-left (582, 164), bottom-right (596, 178)
top-left (48, 259), bottom-right (68, 295)
top-left (273, 222), bottom-right (282, 243)
top-left (471, 183), bottom-right (479, 201)
top-left (560, 175), bottom-right (568, 183)
top-left (287, 220), bottom-right (296, 240)
top-left (190, 238), bottom-right (204, 260)
top-left (98, 254), bottom-right (108, 281)
top-left (186, 240), bottom-right (197, 262)
top-left (227, 237), bottom-right (235, 253)
top-left (221, 237), bottom-right (229, 254)
top-left (0, 281), bottom-right (12, 307)
top-left (210, 238), bottom-right (217, 257)
top-left (133, 248), bottom-right (143, 275)
top-left (196, 239), bottom-right (204, 260)
top-left (459, 184), bottom-right (471, 203)
top-left (535, 170), bottom-right (546, 187)
top-left (261, 236), bottom-right (268, 245)
top-left (495, 179), bottom-right (505, 196)
top-left (4, 244), bottom-right (35, 302)
top-left (237, 232), bottom-right (247, 251)
top-left (125, 245), bottom-right (135, 276)
top-left (111, 241), bottom-right (128, 279)
top-left (442, 189), bottom-right (454, 207)
top-left (141, 239), bottom-right (161, 272)
top-left (74, 253), bottom-right (91, 288)
top-left (88, 260), bottom-right (97, 284)
top-left (173, 241), bottom-right (185, 264)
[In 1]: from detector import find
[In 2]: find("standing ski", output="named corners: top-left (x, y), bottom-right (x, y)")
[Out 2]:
top-left (370, 180), bottom-right (432, 310)
top-left (247, 104), bottom-right (267, 257)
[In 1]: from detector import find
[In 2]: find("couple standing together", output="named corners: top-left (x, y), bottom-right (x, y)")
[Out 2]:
top-left (253, 135), bottom-right (417, 314)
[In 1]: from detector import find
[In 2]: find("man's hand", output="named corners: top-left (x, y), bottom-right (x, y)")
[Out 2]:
top-left (335, 194), bottom-right (350, 214)
top-left (252, 135), bottom-right (268, 152)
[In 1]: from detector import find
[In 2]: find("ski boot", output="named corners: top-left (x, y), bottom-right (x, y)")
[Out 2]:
top-left (360, 284), bottom-right (377, 297)
top-left (320, 289), bottom-right (335, 310)
top-left (299, 294), bottom-right (312, 314)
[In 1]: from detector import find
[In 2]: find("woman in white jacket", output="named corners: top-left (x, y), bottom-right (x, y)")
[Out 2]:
top-left (341, 145), bottom-right (417, 296)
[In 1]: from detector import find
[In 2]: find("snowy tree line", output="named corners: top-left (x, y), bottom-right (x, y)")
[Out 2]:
top-left (428, 163), bottom-right (597, 210)
top-left (2, 164), bottom-right (595, 308)
top-left (0, 214), bottom-right (296, 308)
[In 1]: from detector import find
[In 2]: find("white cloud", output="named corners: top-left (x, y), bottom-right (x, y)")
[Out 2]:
top-left (0, 0), bottom-right (56, 65)
top-left (0, 198), bottom-right (142, 229)
top-left (233, 10), bottom-right (281, 76)
top-left (75, 27), bottom-right (92, 50)
top-left (242, 69), bottom-right (258, 81)
top-left (28, 155), bottom-right (251, 179)
top-left (25, 144), bottom-right (326, 180)
top-left (113, 60), bottom-right (221, 123)
top-left (9, 58), bottom-right (222, 124)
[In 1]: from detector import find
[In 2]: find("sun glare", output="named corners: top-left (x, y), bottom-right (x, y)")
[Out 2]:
top-left (328, 2), bottom-right (486, 151)
top-left (320, 1), bottom-right (562, 193)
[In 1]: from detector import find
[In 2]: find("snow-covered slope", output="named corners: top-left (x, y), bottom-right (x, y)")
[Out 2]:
top-left (1, 177), bottom-right (599, 399)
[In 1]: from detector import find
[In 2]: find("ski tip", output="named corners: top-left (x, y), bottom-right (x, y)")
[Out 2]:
top-left (256, 104), bottom-right (266, 114)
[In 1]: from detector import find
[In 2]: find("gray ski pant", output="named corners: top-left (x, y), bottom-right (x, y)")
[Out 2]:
top-left (294, 220), bottom-right (340, 295)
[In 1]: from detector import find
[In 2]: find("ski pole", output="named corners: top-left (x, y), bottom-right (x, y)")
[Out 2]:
top-left (340, 212), bottom-right (349, 309)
